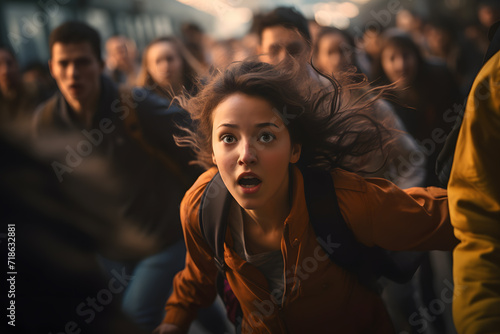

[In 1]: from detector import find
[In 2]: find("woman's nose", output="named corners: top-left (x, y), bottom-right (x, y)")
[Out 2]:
top-left (238, 142), bottom-right (257, 166)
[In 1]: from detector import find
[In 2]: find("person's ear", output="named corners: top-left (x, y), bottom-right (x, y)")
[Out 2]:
top-left (212, 152), bottom-right (217, 166)
top-left (48, 59), bottom-right (54, 78)
top-left (290, 143), bottom-right (301, 163)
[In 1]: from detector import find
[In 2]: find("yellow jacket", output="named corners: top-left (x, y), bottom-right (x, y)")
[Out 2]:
top-left (449, 50), bottom-right (500, 333)
top-left (164, 166), bottom-right (456, 333)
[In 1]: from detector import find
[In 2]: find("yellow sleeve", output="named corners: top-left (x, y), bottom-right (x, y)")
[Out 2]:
top-left (449, 51), bottom-right (500, 333)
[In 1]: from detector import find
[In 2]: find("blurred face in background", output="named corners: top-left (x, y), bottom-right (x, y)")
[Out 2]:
top-left (426, 27), bottom-right (452, 56)
top-left (363, 29), bottom-right (382, 59)
top-left (259, 26), bottom-right (310, 65)
top-left (146, 41), bottom-right (184, 91)
top-left (381, 44), bottom-right (417, 88)
top-left (49, 42), bottom-right (103, 112)
top-left (106, 36), bottom-right (137, 72)
top-left (315, 32), bottom-right (353, 75)
top-left (478, 4), bottom-right (500, 28)
top-left (0, 49), bottom-right (20, 95)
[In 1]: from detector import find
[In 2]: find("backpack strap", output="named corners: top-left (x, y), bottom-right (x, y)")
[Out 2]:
top-left (199, 172), bottom-right (243, 330)
top-left (199, 172), bottom-right (233, 272)
top-left (301, 168), bottom-right (370, 271)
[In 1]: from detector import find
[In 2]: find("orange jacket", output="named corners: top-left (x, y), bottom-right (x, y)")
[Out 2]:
top-left (163, 166), bottom-right (458, 333)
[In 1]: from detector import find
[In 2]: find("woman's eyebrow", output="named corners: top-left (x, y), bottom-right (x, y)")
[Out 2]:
top-left (217, 123), bottom-right (237, 129)
top-left (256, 122), bottom-right (279, 129)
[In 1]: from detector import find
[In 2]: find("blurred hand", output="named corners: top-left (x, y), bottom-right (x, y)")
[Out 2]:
top-left (152, 323), bottom-right (183, 334)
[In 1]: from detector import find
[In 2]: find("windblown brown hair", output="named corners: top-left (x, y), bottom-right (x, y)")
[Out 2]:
top-left (175, 58), bottom-right (392, 173)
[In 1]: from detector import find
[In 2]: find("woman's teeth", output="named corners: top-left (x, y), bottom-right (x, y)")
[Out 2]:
top-left (238, 177), bottom-right (261, 187)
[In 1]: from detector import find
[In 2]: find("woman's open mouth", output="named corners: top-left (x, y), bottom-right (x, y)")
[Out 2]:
top-left (237, 174), bottom-right (262, 194)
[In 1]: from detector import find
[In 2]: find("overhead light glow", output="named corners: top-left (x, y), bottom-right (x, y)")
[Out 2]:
top-left (315, 9), bottom-right (350, 29)
top-left (338, 2), bottom-right (359, 18)
top-left (315, 9), bottom-right (333, 26)
top-left (226, 7), bottom-right (252, 24)
top-left (176, 0), bottom-right (250, 21)
top-left (330, 12), bottom-right (350, 29)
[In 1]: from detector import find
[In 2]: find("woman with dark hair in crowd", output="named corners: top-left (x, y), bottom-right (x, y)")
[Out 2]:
top-left (313, 27), bottom-right (426, 189)
top-left (136, 36), bottom-right (205, 100)
top-left (425, 15), bottom-right (483, 97)
top-left (372, 29), bottom-right (460, 187)
top-left (313, 26), bottom-right (358, 76)
top-left (153, 59), bottom-right (457, 334)
top-left (313, 27), bottom-right (432, 333)
top-left (372, 29), bottom-right (462, 333)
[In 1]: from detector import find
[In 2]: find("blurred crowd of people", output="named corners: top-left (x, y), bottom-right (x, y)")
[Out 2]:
top-left (4, 2), bottom-right (498, 187)
top-left (2, 1), bottom-right (500, 334)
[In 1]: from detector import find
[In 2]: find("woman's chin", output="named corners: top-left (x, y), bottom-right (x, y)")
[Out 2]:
top-left (234, 197), bottom-right (261, 211)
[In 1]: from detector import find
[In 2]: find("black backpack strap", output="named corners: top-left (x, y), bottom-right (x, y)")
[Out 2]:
top-left (199, 172), bottom-right (233, 272)
top-left (199, 172), bottom-right (243, 331)
top-left (301, 168), bottom-right (423, 285)
top-left (301, 168), bottom-right (368, 270)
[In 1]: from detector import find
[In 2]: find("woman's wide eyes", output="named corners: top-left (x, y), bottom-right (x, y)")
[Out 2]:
top-left (219, 132), bottom-right (276, 144)
top-left (221, 134), bottom-right (236, 144)
top-left (259, 132), bottom-right (276, 143)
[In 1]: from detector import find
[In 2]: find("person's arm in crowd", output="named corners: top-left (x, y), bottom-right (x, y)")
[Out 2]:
top-left (448, 50), bottom-right (500, 334)
top-left (332, 169), bottom-right (458, 251)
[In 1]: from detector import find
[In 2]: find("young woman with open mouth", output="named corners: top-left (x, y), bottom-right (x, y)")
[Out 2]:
top-left (154, 59), bottom-right (458, 334)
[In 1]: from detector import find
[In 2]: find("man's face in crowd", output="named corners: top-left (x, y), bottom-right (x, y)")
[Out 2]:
top-left (49, 42), bottom-right (103, 112)
top-left (258, 25), bottom-right (310, 65)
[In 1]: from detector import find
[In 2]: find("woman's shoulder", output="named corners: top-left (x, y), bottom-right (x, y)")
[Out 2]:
top-left (329, 168), bottom-right (368, 192)
top-left (184, 167), bottom-right (218, 199)
top-left (181, 167), bottom-right (218, 218)
top-left (329, 168), bottom-right (405, 197)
